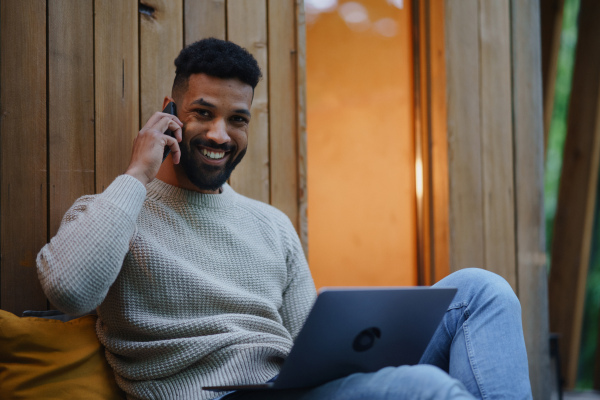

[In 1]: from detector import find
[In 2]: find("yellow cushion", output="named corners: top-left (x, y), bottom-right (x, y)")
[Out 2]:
top-left (0, 309), bottom-right (125, 399)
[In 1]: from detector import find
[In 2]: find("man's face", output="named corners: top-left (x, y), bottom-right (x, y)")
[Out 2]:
top-left (175, 73), bottom-right (253, 192)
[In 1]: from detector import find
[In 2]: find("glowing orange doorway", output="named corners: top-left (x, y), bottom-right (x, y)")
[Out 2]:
top-left (306, 0), bottom-right (417, 288)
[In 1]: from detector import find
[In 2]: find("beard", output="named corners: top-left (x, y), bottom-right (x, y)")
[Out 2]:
top-left (178, 135), bottom-right (246, 192)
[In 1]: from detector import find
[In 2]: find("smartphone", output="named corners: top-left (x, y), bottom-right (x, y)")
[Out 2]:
top-left (162, 102), bottom-right (177, 162)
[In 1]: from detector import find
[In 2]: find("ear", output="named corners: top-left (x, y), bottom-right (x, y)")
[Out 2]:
top-left (162, 96), bottom-right (175, 109)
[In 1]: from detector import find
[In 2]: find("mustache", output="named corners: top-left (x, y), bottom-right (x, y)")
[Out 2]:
top-left (189, 137), bottom-right (235, 152)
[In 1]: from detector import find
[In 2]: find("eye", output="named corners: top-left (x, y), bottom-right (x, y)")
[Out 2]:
top-left (194, 109), bottom-right (212, 118)
top-left (231, 115), bottom-right (249, 124)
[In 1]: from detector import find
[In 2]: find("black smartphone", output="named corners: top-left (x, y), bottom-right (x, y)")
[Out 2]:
top-left (162, 102), bottom-right (177, 162)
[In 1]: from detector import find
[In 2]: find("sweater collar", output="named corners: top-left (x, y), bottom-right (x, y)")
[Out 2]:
top-left (146, 179), bottom-right (236, 208)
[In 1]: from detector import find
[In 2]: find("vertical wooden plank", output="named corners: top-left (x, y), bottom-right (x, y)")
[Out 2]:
top-left (184, 0), bottom-right (226, 44)
top-left (586, 82), bottom-right (600, 390)
top-left (511, 0), bottom-right (552, 398)
top-left (140, 0), bottom-right (183, 125)
top-left (429, 0), bottom-right (450, 281)
top-left (95, 0), bottom-right (139, 193)
top-left (548, 0), bottom-right (600, 388)
top-left (268, 0), bottom-right (298, 231)
top-left (540, 0), bottom-right (565, 155)
top-left (48, 0), bottom-right (95, 238)
top-left (445, 0), bottom-right (484, 272)
top-left (227, 0), bottom-right (270, 203)
top-left (419, 0), bottom-right (451, 285)
top-left (479, 0), bottom-right (516, 289)
top-left (295, 0), bottom-right (309, 254)
top-left (416, 0), bottom-right (431, 285)
top-left (0, 0), bottom-right (48, 314)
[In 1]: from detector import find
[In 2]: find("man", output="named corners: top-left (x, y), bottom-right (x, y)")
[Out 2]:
top-left (37, 38), bottom-right (532, 400)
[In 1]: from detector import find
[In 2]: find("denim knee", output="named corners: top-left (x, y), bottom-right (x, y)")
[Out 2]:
top-left (439, 268), bottom-right (521, 315)
top-left (386, 364), bottom-right (459, 386)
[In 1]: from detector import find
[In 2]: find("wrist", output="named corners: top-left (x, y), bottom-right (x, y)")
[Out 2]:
top-left (125, 167), bottom-right (151, 186)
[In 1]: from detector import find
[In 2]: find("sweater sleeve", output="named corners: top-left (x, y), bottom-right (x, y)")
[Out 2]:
top-left (278, 219), bottom-right (317, 340)
top-left (36, 175), bottom-right (147, 315)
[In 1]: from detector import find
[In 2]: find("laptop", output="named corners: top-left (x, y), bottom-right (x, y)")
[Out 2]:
top-left (203, 286), bottom-right (457, 392)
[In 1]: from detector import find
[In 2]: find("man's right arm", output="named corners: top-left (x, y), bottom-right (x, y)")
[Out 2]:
top-left (36, 175), bottom-right (147, 316)
top-left (36, 110), bottom-right (182, 316)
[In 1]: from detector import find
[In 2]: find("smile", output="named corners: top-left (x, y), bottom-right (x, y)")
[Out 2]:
top-left (201, 148), bottom-right (226, 160)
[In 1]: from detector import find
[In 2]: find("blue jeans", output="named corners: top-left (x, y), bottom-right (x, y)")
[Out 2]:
top-left (218, 268), bottom-right (532, 400)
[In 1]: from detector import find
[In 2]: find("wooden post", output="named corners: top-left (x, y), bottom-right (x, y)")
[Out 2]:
top-left (479, 0), bottom-right (516, 290)
top-left (445, 0), bottom-right (485, 273)
top-left (511, 1), bottom-right (552, 397)
top-left (0, 0), bottom-right (48, 314)
top-left (296, 0), bottom-right (309, 254)
top-left (428, 0), bottom-right (451, 283)
top-left (548, 0), bottom-right (600, 389)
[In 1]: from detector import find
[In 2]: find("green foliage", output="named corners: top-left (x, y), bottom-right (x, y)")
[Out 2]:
top-left (545, 0), bottom-right (580, 263)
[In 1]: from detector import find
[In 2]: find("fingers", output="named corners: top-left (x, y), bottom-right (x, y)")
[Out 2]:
top-left (142, 112), bottom-right (183, 143)
top-left (125, 112), bottom-right (184, 185)
top-left (151, 116), bottom-right (182, 143)
top-left (162, 134), bottom-right (181, 164)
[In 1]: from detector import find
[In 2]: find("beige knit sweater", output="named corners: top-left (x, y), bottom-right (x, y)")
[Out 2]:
top-left (36, 175), bottom-right (316, 399)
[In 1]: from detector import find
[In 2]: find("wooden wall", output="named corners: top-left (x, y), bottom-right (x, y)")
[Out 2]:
top-left (0, 0), bottom-right (307, 315)
top-left (445, 0), bottom-right (551, 398)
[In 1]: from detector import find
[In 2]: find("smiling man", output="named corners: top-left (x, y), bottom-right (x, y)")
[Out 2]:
top-left (36, 38), bottom-right (532, 400)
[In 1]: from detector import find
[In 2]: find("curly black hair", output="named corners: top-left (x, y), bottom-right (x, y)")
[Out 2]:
top-left (172, 38), bottom-right (262, 97)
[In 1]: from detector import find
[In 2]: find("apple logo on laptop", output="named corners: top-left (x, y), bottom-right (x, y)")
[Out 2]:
top-left (352, 327), bottom-right (382, 352)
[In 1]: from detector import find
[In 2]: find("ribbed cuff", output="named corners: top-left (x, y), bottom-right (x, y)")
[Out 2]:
top-left (100, 175), bottom-right (147, 219)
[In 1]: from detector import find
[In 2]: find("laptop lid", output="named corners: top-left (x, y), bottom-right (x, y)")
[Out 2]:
top-left (204, 286), bottom-right (456, 392)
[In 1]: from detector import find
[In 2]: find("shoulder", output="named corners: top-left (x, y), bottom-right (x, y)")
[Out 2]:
top-left (233, 191), bottom-right (293, 228)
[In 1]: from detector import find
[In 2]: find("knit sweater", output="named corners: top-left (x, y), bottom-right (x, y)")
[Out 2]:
top-left (36, 175), bottom-right (316, 400)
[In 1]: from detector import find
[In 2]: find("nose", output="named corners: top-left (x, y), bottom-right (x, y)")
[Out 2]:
top-left (206, 118), bottom-right (230, 144)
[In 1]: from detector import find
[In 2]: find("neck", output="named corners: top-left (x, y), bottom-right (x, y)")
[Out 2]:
top-left (155, 156), bottom-right (221, 194)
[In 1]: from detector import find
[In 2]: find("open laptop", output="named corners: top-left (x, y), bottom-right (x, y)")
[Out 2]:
top-left (203, 286), bottom-right (457, 392)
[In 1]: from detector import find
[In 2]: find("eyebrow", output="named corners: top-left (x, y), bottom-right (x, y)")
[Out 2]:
top-left (191, 98), bottom-right (252, 117)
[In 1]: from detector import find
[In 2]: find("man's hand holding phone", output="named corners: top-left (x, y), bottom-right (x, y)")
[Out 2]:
top-left (126, 104), bottom-right (183, 186)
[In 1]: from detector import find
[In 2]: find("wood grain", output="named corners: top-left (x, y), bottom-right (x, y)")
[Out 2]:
top-left (48, 0), bottom-right (95, 238)
top-left (140, 0), bottom-right (183, 124)
top-left (414, 0), bottom-right (429, 285)
top-left (445, 0), bottom-right (485, 272)
top-left (0, 0), bottom-right (48, 314)
top-left (416, 0), bottom-right (451, 285)
top-left (184, 0), bottom-right (226, 44)
top-left (511, 0), bottom-right (552, 397)
top-left (587, 79), bottom-right (600, 390)
top-left (295, 0), bottom-right (309, 255)
top-left (548, 0), bottom-right (600, 388)
top-left (429, 0), bottom-right (450, 281)
top-left (227, 0), bottom-right (270, 203)
top-left (268, 0), bottom-right (299, 231)
top-left (479, 0), bottom-right (516, 289)
top-left (94, 0), bottom-right (139, 193)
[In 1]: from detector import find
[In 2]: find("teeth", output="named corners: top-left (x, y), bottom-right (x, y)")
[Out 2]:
top-left (201, 148), bottom-right (225, 159)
